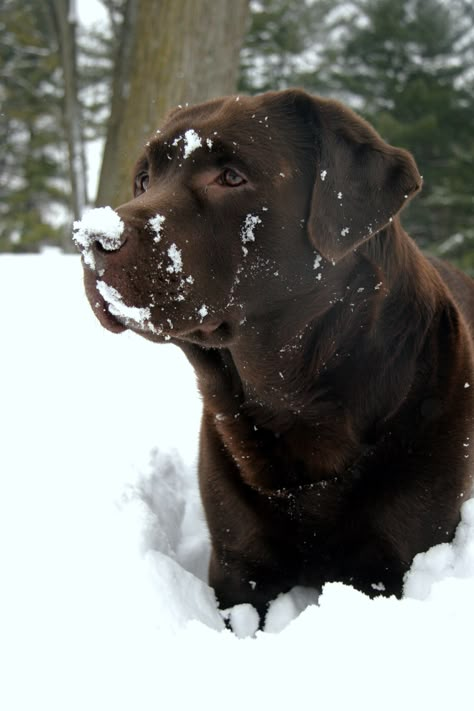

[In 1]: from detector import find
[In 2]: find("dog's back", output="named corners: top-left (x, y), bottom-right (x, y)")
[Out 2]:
top-left (430, 257), bottom-right (474, 334)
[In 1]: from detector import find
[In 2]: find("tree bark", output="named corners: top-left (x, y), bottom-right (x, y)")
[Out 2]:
top-left (51, 0), bottom-right (88, 220)
top-left (96, 0), bottom-right (250, 207)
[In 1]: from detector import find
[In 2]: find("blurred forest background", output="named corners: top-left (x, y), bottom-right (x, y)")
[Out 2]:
top-left (1, 0), bottom-right (474, 271)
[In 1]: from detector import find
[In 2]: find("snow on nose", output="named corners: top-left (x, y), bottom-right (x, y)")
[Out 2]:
top-left (73, 206), bottom-right (125, 269)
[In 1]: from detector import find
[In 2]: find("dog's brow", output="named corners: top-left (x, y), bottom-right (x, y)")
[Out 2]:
top-left (147, 132), bottom-right (247, 173)
top-left (134, 155), bottom-right (148, 174)
top-left (145, 138), bottom-right (171, 168)
top-left (205, 137), bottom-right (237, 159)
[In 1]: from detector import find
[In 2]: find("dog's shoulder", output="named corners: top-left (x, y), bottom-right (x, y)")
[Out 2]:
top-left (424, 256), bottom-right (474, 339)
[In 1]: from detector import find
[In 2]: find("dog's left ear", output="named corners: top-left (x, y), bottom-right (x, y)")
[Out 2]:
top-left (295, 93), bottom-right (422, 262)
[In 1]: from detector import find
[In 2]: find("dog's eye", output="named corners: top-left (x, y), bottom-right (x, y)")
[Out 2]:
top-left (218, 168), bottom-right (246, 188)
top-left (134, 172), bottom-right (149, 196)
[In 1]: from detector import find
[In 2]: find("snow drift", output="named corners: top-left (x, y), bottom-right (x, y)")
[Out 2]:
top-left (1, 252), bottom-right (473, 711)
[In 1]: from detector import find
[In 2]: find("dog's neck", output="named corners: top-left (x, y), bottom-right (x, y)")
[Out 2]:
top-left (182, 223), bottom-right (443, 440)
top-left (217, 225), bottom-right (440, 420)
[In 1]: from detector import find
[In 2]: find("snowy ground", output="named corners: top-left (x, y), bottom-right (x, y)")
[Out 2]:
top-left (1, 252), bottom-right (473, 710)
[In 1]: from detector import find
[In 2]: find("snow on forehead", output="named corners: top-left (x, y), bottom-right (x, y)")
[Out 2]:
top-left (183, 129), bottom-right (202, 158)
top-left (73, 206), bottom-right (124, 251)
top-left (171, 129), bottom-right (203, 159)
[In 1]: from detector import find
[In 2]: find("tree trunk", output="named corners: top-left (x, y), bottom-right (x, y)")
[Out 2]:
top-left (96, 0), bottom-right (250, 207)
top-left (51, 0), bottom-right (88, 221)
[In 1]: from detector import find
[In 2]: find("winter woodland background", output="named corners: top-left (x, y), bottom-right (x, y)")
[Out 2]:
top-left (2, 0), bottom-right (474, 268)
top-left (1, 2), bottom-right (474, 709)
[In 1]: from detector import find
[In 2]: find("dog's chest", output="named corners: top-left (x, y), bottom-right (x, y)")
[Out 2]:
top-left (212, 402), bottom-right (358, 493)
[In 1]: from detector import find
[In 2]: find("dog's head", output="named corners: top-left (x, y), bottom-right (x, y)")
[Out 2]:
top-left (74, 90), bottom-right (421, 345)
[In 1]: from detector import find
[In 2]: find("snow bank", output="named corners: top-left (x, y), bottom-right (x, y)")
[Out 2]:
top-left (404, 497), bottom-right (474, 599)
top-left (123, 444), bottom-right (474, 635)
top-left (1, 252), bottom-right (473, 711)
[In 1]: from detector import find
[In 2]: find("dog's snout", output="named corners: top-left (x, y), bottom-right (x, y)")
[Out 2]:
top-left (93, 228), bottom-right (127, 254)
top-left (73, 206), bottom-right (127, 267)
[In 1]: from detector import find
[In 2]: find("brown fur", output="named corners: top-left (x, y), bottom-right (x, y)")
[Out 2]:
top-left (78, 90), bottom-right (474, 618)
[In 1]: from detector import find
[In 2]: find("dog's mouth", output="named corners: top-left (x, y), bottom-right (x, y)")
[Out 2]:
top-left (178, 319), bottom-right (233, 346)
top-left (90, 291), bottom-right (128, 334)
top-left (86, 275), bottom-right (234, 345)
top-left (84, 272), bottom-right (153, 336)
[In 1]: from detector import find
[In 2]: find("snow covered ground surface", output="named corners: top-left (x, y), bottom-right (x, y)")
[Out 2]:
top-left (1, 252), bottom-right (474, 710)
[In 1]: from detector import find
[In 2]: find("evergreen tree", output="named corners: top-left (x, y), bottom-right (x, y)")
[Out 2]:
top-left (0, 0), bottom-right (68, 251)
top-left (0, 0), bottom-right (121, 252)
top-left (239, 0), bottom-right (334, 94)
top-left (316, 0), bottom-right (474, 267)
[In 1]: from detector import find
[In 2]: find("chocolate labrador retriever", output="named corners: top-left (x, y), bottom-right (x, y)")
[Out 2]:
top-left (74, 89), bottom-right (474, 617)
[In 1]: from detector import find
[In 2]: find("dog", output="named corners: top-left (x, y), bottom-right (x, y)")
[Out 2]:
top-left (74, 89), bottom-right (474, 618)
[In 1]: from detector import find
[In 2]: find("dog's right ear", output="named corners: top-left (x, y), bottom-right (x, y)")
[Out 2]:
top-left (279, 90), bottom-right (422, 263)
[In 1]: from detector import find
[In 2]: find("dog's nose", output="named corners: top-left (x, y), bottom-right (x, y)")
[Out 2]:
top-left (93, 227), bottom-right (127, 254)
top-left (73, 206), bottom-right (126, 267)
